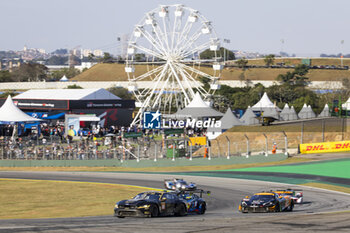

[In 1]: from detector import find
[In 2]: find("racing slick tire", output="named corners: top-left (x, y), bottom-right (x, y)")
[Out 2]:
top-left (150, 204), bottom-right (159, 218)
top-left (175, 204), bottom-right (187, 216)
top-left (275, 203), bottom-right (282, 212)
top-left (117, 216), bottom-right (125, 218)
top-left (288, 201), bottom-right (294, 212)
top-left (197, 203), bottom-right (206, 215)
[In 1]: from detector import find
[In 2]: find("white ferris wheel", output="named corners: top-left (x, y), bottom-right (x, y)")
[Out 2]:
top-left (125, 4), bottom-right (223, 126)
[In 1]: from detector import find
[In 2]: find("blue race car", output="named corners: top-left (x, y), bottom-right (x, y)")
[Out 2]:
top-left (177, 189), bottom-right (210, 215)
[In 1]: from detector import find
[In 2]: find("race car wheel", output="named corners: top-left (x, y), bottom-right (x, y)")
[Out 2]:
top-left (275, 203), bottom-right (281, 212)
top-left (197, 203), bottom-right (206, 215)
top-left (117, 215), bottom-right (125, 218)
top-left (175, 204), bottom-right (187, 216)
top-left (288, 202), bottom-right (294, 211)
top-left (150, 204), bottom-right (159, 217)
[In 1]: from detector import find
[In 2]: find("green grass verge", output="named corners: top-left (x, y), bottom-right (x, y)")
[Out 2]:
top-left (224, 158), bottom-right (350, 179)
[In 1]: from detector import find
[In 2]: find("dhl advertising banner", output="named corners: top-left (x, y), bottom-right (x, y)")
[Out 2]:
top-left (299, 140), bottom-right (350, 154)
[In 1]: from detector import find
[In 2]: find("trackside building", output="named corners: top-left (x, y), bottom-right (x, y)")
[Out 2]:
top-left (0, 88), bottom-right (135, 127)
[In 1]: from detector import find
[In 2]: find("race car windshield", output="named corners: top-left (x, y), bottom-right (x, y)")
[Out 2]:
top-left (133, 193), bottom-right (161, 200)
top-left (281, 193), bottom-right (293, 196)
top-left (250, 195), bottom-right (274, 201)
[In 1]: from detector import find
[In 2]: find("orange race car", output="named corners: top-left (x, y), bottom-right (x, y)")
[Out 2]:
top-left (272, 189), bottom-right (303, 204)
top-left (239, 191), bottom-right (294, 213)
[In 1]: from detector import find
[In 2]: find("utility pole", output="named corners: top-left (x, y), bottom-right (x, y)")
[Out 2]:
top-left (280, 39), bottom-right (285, 64)
top-left (223, 39), bottom-right (230, 64)
top-left (341, 40), bottom-right (345, 67)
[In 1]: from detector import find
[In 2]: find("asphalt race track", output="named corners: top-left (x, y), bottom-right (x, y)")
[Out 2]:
top-left (0, 171), bottom-right (350, 233)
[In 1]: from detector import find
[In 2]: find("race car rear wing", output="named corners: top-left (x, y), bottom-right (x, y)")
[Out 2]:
top-left (179, 189), bottom-right (211, 198)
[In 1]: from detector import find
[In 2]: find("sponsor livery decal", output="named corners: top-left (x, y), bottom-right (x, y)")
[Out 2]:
top-left (299, 140), bottom-right (350, 154)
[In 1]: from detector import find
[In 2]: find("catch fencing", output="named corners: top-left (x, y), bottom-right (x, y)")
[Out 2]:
top-left (0, 118), bottom-right (348, 163)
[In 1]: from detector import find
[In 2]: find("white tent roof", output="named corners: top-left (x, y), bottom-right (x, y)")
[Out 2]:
top-left (280, 104), bottom-right (298, 121)
top-left (14, 88), bottom-right (121, 100)
top-left (263, 107), bottom-right (280, 120)
top-left (60, 75), bottom-right (68, 81)
top-left (252, 92), bottom-right (279, 111)
top-left (283, 103), bottom-right (290, 110)
top-left (175, 92), bottom-right (223, 118)
top-left (0, 96), bottom-right (42, 123)
top-left (280, 103), bottom-right (290, 120)
top-left (342, 98), bottom-right (350, 110)
top-left (308, 105), bottom-right (316, 118)
top-left (220, 108), bottom-right (243, 128)
top-left (186, 92), bottom-right (210, 108)
top-left (298, 103), bottom-right (316, 119)
top-left (289, 106), bottom-right (299, 120)
top-left (240, 107), bottom-right (259, 125)
top-left (318, 104), bottom-right (330, 117)
top-left (209, 108), bottom-right (242, 132)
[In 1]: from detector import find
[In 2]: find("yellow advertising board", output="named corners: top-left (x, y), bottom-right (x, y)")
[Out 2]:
top-left (189, 137), bottom-right (207, 146)
top-left (299, 140), bottom-right (350, 154)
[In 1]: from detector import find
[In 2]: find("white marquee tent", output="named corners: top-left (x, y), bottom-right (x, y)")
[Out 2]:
top-left (280, 103), bottom-right (290, 121)
top-left (342, 97), bottom-right (350, 110)
top-left (262, 107), bottom-right (280, 120)
top-left (0, 96), bottom-right (42, 123)
top-left (175, 92), bottom-right (223, 119)
top-left (207, 108), bottom-right (243, 139)
top-left (289, 106), bottom-right (299, 120)
top-left (252, 92), bottom-right (281, 112)
top-left (240, 106), bottom-right (259, 125)
top-left (298, 104), bottom-right (316, 119)
top-left (318, 104), bottom-right (330, 117)
top-left (280, 103), bottom-right (298, 121)
top-left (59, 75), bottom-right (68, 82)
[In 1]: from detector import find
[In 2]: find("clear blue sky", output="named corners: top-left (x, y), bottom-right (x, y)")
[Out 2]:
top-left (1, 0), bottom-right (349, 56)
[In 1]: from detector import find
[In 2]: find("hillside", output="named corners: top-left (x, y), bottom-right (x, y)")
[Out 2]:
top-left (72, 58), bottom-right (350, 82)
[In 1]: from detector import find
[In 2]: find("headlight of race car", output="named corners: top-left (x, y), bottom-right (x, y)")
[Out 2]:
top-left (114, 204), bottom-right (119, 208)
top-left (263, 202), bottom-right (274, 207)
top-left (241, 202), bottom-right (247, 207)
top-left (137, 204), bottom-right (150, 209)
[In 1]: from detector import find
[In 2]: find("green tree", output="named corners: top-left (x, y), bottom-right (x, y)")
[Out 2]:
top-left (50, 67), bottom-right (81, 80)
top-left (264, 54), bottom-right (275, 66)
top-left (342, 78), bottom-right (350, 97)
top-left (66, 84), bottom-right (83, 89)
top-left (46, 55), bottom-right (67, 65)
top-left (0, 91), bottom-right (16, 98)
top-left (197, 76), bottom-right (211, 91)
top-left (200, 47), bottom-right (235, 60)
top-left (88, 53), bottom-right (95, 62)
top-left (235, 57), bottom-right (248, 68)
top-left (134, 53), bottom-right (146, 62)
top-left (107, 87), bottom-right (134, 99)
top-left (11, 63), bottom-right (48, 82)
top-left (100, 52), bottom-right (114, 63)
top-left (0, 70), bottom-right (13, 82)
top-left (276, 64), bottom-right (309, 86)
